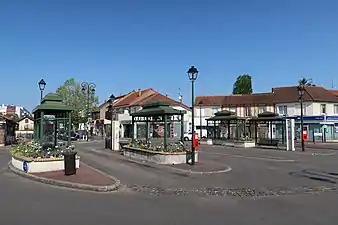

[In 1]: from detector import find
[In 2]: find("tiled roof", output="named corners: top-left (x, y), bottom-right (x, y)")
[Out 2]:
top-left (17, 115), bottom-right (34, 123)
top-left (133, 93), bottom-right (190, 110)
top-left (195, 96), bottom-right (225, 106)
top-left (272, 86), bottom-right (338, 103)
top-left (329, 90), bottom-right (338, 97)
top-left (196, 86), bottom-right (338, 106)
top-left (195, 93), bottom-right (274, 106)
top-left (113, 88), bottom-right (155, 107)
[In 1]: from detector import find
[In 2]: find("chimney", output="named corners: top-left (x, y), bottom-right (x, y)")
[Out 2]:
top-left (179, 94), bottom-right (182, 103)
top-left (138, 89), bottom-right (141, 97)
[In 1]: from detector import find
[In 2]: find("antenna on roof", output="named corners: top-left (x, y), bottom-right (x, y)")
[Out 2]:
top-left (332, 79), bottom-right (334, 89)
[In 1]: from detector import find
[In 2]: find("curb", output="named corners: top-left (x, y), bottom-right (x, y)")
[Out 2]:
top-left (122, 156), bottom-right (232, 175)
top-left (8, 162), bottom-right (121, 193)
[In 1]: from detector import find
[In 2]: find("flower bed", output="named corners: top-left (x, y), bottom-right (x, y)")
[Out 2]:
top-left (10, 141), bottom-right (80, 173)
top-left (123, 140), bottom-right (198, 164)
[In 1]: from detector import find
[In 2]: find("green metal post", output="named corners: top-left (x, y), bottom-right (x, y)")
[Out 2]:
top-left (236, 120), bottom-right (239, 140)
top-left (180, 114), bottom-right (184, 142)
top-left (131, 116), bottom-right (135, 143)
top-left (39, 111), bottom-right (44, 144)
top-left (191, 80), bottom-right (195, 165)
top-left (163, 115), bottom-right (167, 150)
top-left (145, 117), bottom-right (149, 143)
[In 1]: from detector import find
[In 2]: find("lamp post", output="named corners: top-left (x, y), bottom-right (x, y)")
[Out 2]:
top-left (298, 83), bottom-right (305, 152)
top-left (108, 94), bottom-right (116, 150)
top-left (199, 100), bottom-right (203, 139)
top-left (187, 66), bottom-right (199, 165)
top-left (38, 79), bottom-right (46, 101)
top-left (81, 82), bottom-right (96, 141)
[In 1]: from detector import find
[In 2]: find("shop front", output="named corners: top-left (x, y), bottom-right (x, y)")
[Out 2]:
top-left (286, 115), bottom-right (338, 142)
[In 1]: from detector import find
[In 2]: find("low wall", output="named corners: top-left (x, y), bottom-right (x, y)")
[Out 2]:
top-left (123, 146), bottom-right (198, 165)
top-left (212, 139), bottom-right (256, 148)
top-left (11, 155), bottom-right (80, 173)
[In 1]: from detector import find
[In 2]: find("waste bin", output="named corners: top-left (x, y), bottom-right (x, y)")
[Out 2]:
top-left (63, 151), bottom-right (77, 176)
top-left (105, 137), bottom-right (112, 149)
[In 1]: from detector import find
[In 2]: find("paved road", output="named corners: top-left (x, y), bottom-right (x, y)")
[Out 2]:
top-left (1, 143), bottom-right (338, 225)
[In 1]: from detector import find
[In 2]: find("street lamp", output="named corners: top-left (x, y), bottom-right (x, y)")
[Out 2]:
top-left (187, 65), bottom-right (199, 165)
top-left (298, 83), bottom-right (305, 152)
top-left (38, 79), bottom-right (46, 101)
top-left (81, 82), bottom-right (96, 141)
top-left (199, 100), bottom-right (203, 139)
top-left (108, 94), bottom-right (116, 150)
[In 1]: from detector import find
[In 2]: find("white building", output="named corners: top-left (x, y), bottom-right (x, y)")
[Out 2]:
top-left (15, 116), bottom-right (34, 139)
top-left (0, 104), bottom-right (31, 118)
top-left (273, 86), bottom-right (338, 141)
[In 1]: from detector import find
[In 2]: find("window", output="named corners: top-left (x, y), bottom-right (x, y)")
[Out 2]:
top-left (321, 104), bottom-right (326, 114)
top-left (212, 107), bottom-right (218, 115)
top-left (25, 119), bottom-right (29, 123)
top-left (335, 105), bottom-right (338, 114)
top-left (259, 105), bottom-right (266, 114)
top-left (245, 107), bottom-right (251, 116)
top-left (278, 105), bottom-right (288, 115)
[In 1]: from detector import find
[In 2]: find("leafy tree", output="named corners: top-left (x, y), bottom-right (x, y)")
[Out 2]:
top-left (298, 77), bottom-right (315, 86)
top-left (232, 74), bottom-right (253, 94)
top-left (56, 78), bottom-right (99, 128)
top-left (11, 114), bottom-right (19, 121)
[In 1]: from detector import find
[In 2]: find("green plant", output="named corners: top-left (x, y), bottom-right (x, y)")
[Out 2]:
top-left (129, 139), bottom-right (187, 153)
top-left (10, 140), bottom-right (74, 159)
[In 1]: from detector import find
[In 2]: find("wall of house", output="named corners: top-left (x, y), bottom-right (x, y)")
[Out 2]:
top-left (276, 102), bottom-right (338, 116)
top-left (18, 119), bottom-right (34, 131)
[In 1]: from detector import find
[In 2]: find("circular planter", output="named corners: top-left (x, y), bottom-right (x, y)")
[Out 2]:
top-left (123, 146), bottom-right (198, 164)
top-left (11, 154), bottom-right (80, 173)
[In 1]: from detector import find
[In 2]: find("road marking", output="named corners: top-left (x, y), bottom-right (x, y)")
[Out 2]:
top-left (199, 151), bottom-right (295, 162)
top-left (201, 145), bottom-right (336, 156)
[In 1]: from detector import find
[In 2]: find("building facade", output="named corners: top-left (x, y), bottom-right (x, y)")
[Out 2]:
top-left (98, 88), bottom-right (191, 139)
top-left (273, 86), bottom-right (338, 141)
top-left (15, 116), bottom-right (34, 140)
top-left (195, 85), bottom-right (338, 142)
top-left (0, 115), bottom-right (17, 146)
top-left (195, 93), bottom-right (275, 138)
top-left (0, 104), bottom-right (31, 118)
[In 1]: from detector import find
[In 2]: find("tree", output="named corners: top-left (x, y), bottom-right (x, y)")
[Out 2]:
top-left (56, 78), bottom-right (99, 128)
top-left (232, 74), bottom-right (253, 94)
top-left (298, 77), bottom-right (315, 86)
top-left (11, 114), bottom-right (19, 121)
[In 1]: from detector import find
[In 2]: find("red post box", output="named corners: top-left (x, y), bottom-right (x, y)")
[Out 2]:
top-left (302, 130), bottom-right (308, 140)
top-left (193, 133), bottom-right (199, 149)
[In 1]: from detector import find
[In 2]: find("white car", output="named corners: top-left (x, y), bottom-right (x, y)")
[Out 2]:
top-left (183, 132), bottom-right (193, 141)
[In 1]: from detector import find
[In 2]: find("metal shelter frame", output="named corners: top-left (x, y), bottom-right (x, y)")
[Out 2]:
top-left (206, 110), bottom-right (246, 140)
top-left (32, 93), bottom-right (73, 148)
top-left (249, 111), bottom-right (286, 145)
top-left (130, 101), bottom-right (186, 150)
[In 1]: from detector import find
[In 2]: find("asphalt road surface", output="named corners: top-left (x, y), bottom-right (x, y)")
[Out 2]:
top-left (1, 142), bottom-right (338, 225)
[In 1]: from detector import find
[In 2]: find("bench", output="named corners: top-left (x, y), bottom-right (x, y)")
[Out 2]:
top-left (257, 139), bottom-right (279, 148)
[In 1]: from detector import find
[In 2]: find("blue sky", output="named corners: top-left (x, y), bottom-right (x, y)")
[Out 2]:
top-left (1, 0), bottom-right (338, 110)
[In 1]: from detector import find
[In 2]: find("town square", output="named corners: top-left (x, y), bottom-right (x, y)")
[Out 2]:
top-left (1, 1), bottom-right (338, 224)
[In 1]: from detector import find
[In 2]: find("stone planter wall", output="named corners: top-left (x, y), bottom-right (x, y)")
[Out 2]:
top-left (123, 146), bottom-right (198, 165)
top-left (212, 139), bottom-right (256, 148)
top-left (11, 155), bottom-right (80, 173)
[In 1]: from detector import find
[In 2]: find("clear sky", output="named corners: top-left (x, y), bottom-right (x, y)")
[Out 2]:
top-left (1, 0), bottom-right (338, 110)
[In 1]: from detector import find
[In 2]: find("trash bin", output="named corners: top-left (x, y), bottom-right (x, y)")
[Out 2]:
top-left (105, 137), bottom-right (112, 149)
top-left (63, 151), bottom-right (77, 176)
